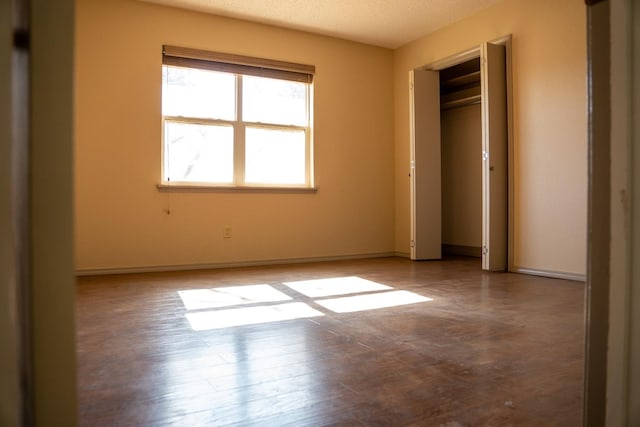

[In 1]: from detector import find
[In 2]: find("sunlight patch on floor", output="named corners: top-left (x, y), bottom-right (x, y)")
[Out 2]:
top-left (180, 276), bottom-right (434, 331)
top-left (185, 302), bottom-right (324, 331)
top-left (283, 276), bottom-right (392, 298)
top-left (315, 290), bottom-right (432, 313)
top-left (178, 284), bottom-right (292, 310)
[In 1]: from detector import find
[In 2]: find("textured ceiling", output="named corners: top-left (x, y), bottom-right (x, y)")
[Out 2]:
top-left (138, 0), bottom-right (502, 49)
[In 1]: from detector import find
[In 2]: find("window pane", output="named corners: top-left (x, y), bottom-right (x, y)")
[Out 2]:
top-left (245, 128), bottom-right (306, 185)
top-left (162, 65), bottom-right (235, 120)
top-left (164, 121), bottom-right (233, 183)
top-left (243, 76), bottom-right (307, 126)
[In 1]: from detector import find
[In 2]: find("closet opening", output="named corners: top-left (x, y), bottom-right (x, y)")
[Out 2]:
top-left (440, 58), bottom-right (483, 259)
top-left (409, 39), bottom-right (510, 271)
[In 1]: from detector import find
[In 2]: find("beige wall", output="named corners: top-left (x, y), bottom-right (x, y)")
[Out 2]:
top-left (394, 0), bottom-right (587, 275)
top-left (75, 0), bottom-right (395, 271)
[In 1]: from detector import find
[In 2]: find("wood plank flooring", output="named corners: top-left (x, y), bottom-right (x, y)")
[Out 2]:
top-left (76, 256), bottom-right (585, 426)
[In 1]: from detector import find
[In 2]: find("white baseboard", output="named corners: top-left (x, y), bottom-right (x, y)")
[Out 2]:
top-left (76, 252), bottom-right (398, 276)
top-left (510, 266), bottom-right (586, 282)
top-left (76, 253), bottom-right (586, 283)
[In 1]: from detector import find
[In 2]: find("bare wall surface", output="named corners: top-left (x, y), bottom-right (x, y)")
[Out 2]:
top-left (75, 0), bottom-right (395, 271)
top-left (393, 0), bottom-right (587, 276)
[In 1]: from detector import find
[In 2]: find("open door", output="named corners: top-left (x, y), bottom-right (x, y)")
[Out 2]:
top-left (481, 42), bottom-right (508, 271)
top-left (409, 69), bottom-right (441, 260)
top-left (410, 40), bottom-right (509, 268)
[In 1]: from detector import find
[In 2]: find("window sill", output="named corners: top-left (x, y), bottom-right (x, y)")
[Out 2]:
top-left (156, 183), bottom-right (318, 194)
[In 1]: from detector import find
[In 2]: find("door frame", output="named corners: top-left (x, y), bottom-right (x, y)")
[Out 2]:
top-left (409, 35), bottom-right (514, 270)
top-left (3, 0), bottom-right (33, 424)
top-left (584, 0), bottom-right (640, 424)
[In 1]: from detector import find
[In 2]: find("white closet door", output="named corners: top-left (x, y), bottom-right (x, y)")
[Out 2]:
top-left (409, 69), bottom-right (441, 260)
top-left (481, 42), bottom-right (508, 271)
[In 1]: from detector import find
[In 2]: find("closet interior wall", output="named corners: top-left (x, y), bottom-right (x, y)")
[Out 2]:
top-left (440, 58), bottom-right (483, 258)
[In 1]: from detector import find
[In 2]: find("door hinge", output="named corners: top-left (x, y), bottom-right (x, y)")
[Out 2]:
top-left (482, 150), bottom-right (489, 161)
top-left (482, 246), bottom-right (488, 255)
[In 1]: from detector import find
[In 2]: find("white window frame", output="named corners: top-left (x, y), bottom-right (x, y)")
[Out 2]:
top-left (160, 46), bottom-right (315, 190)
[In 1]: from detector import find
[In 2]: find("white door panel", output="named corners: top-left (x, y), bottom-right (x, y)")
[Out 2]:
top-left (481, 42), bottom-right (508, 271)
top-left (409, 69), bottom-right (441, 260)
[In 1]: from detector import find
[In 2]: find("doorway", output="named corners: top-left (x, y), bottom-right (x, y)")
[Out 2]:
top-left (440, 58), bottom-right (483, 259)
top-left (409, 38), bottom-right (510, 271)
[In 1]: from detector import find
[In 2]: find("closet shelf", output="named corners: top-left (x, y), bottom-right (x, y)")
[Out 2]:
top-left (441, 94), bottom-right (481, 110)
top-left (441, 85), bottom-right (481, 107)
top-left (441, 71), bottom-right (481, 92)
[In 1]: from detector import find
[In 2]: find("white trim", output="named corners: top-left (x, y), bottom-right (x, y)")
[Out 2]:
top-left (504, 37), bottom-right (515, 274)
top-left (511, 266), bottom-right (586, 282)
top-left (426, 47), bottom-right (481, 71)
top-left (76, 252), bottom-right (397, 276)
top-left (80, 252), bottom-right (590, 280)
top-left (422, 35), bottom-right (512, 72)
top-left (156, 183), bottom-right (318, 193)
top-left (409, 70), bottom-right (416, 259)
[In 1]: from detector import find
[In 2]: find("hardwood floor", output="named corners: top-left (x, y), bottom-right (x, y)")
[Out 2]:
top-left (76, 256), bottom-right (585, 426)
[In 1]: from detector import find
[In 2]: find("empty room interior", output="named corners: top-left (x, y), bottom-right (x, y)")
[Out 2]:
top-left (73, 0), bottom-right (589, 424)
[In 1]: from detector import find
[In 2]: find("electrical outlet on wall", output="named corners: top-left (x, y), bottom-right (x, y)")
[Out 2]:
top-left (223, 226), bottom-right (232, 239)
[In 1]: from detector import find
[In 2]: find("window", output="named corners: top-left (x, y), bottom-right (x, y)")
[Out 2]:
top-left (161, 46), bottom-right (315, 188)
